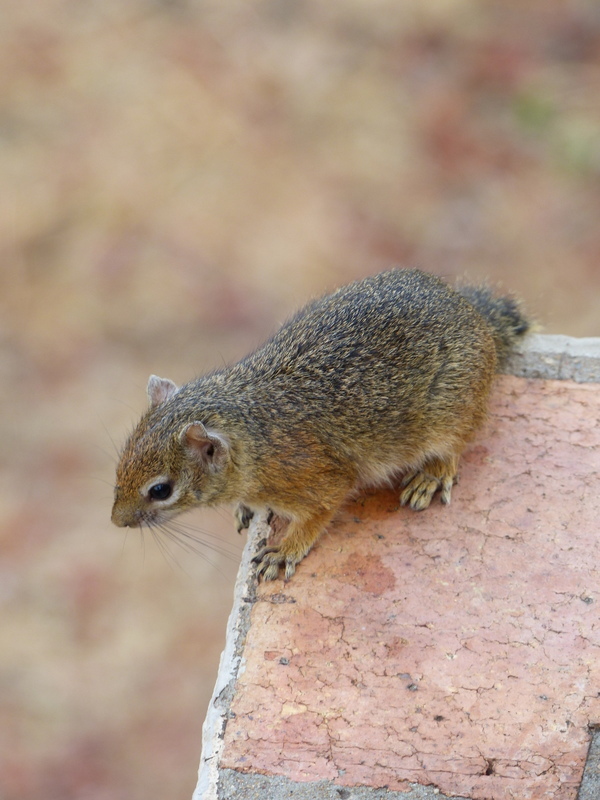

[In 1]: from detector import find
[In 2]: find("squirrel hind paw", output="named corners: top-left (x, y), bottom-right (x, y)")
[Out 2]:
top-left (400, 465), bottom-right (456, 510)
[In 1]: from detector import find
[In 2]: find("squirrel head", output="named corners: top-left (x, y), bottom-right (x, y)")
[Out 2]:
top-left (111, 376), bottom-right (233, 529)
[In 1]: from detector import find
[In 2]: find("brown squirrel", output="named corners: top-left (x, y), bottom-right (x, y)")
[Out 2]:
top-left (111, 268), bottom-right (529, 581)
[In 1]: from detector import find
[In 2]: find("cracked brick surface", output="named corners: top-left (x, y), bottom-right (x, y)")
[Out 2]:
top-left (220, 376), bottom-right (600, 799)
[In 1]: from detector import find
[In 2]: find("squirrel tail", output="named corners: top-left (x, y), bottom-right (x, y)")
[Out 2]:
top-left (456, 285), bottom-right (531, 367)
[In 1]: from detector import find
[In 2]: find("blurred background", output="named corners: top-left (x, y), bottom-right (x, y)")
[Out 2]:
top-left (2, 1), bottom-right (600, 798)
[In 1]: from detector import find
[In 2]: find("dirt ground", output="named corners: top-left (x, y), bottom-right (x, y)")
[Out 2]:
top-left (1, 2), bottom-right (599, 799)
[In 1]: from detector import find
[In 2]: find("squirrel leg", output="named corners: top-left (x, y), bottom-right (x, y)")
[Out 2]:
top-left (253, 498), bottom-right (346, 582)
top-left (400, 455), bottom-right (459, 511)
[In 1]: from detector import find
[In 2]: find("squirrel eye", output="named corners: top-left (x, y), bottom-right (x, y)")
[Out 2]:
top-left (148, 482), bottom-right (173, 501)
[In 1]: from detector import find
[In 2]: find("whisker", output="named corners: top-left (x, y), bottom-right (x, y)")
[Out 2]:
top-left (212, 506), bottom-right (236, 524)
top-left (121, 527), bottom-right (130, 557)
top-left (157, 524), bottom-right (230, 579)
top-left (121, 514), bottom-right (242, 581)
top-left (97, 415), bottom-right (121, 461)
top-left (139, 526), bottom-right (147, 563)
top-left (162, 516), bottom-right (226, 536)
top-left (160, 520), bottom-right (241, 563)
top-left (90, 475), bottom-right (117, 488)
top-left (163, 517), bottom-right (242, 550)
top-left (149, 525), bottom-right (184, 575)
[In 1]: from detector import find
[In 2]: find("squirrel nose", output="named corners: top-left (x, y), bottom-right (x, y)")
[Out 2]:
top-left (111, 503), bottom-right (137, 528)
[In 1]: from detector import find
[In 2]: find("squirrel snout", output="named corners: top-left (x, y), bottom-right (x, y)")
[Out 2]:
top-left (111, 503), bottom-right (138, 528)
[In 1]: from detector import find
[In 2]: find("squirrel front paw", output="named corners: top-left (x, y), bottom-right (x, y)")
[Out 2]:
top-left (234, 505), bottom-right (277, 533)
top-left (251, 501), bottom-right (347, 581)
top-left (252, 544), bottom-right (306, 582)
top-left (234, 503), bottom-right (254, 533)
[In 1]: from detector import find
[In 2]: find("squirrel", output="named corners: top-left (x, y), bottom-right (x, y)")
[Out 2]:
top-left (111, 268), bottom-right (529, 581)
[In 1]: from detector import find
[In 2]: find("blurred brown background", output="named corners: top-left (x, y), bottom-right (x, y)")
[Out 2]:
top-left (2, 2), bottom-right (599, 799)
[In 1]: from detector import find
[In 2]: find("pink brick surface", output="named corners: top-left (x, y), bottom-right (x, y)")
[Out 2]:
top-left (221, 376), bottom-right (600, 799)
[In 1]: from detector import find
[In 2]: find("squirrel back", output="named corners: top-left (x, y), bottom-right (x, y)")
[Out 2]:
top-left (111, 268), bottom-right (530, 580)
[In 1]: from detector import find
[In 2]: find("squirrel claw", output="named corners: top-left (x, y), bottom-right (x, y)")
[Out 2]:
top-left (253, 545), bottom-right (299, 582)
top-left (235, 505), bottom-right (275, 534)
top-left (234, 503), bottom-right (254, 533)
top-left (400, 469), bottom-right (455, 510)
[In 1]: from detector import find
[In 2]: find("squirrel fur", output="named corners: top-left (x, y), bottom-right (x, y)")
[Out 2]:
top-left (111, 268), bottom-right (530, 580)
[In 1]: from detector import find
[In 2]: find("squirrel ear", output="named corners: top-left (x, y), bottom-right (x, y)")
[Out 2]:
top-left (147, 375), bottom-right (179, 408)
top-left (180, 422), bottom-right (229, 470)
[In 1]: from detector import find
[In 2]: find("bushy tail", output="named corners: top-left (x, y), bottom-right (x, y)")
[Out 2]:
top-left (457, 285), bottom-right (531, 367)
